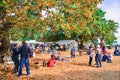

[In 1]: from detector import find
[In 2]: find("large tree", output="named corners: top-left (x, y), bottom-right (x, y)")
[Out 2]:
top-left (40, 8), bottom-right (118, 49)
top-left (0, 0), bottom-right (104, 62)
top-left (88, 9), bottom-right (118, 45)
top-left (9, 0), bottom-right (104, 41)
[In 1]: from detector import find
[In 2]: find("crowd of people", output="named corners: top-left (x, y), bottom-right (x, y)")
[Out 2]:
top-left (88, 44), bottom-right (113, 68)
top-left (10, 41), bottom-right (69, 77)
top-left (42, 42), bottom-right (114, 68)
top-left (3, 40), bottom-right (119, 77)
top-left (11, 41), bottom-right (31, 77)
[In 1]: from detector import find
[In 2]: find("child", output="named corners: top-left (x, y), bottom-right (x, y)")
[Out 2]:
top-left (107, 53), bottom-right (113, 63)
top-left (79, 49), bottom-right (83, 56)
top-left (47, 54), bottom-right (56, 67)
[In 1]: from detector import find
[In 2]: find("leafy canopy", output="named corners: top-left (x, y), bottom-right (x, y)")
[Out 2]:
top-left (1, 0), bottom-right (118, 45)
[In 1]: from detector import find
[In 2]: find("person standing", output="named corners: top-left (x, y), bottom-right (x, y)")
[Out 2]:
top-left (12, 44), bottom-right (20, 75)
top-left (95, 45), bottom-right (102, 68)
top-left (88, 44), bottom-right (94, 66)
top-left (63, 44), bottom-right (66, 51)
top-left (71, 47), bottom-right (76, 58)
top-left (18, 41), bottom-right (31, 77)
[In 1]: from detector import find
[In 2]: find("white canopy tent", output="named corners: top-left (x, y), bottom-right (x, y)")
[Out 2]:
top-left (11, 40), bottom-right (44, 44)
top-left (56, 40), bottom-right (78, 50)
top-left (26, 40), bottom-right (44, 44)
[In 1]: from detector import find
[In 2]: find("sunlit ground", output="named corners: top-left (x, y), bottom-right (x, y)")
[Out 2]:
top-left (0, 49), bottom-right (120, 80)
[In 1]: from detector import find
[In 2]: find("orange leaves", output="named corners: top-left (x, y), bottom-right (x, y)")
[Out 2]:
top-left (66, 23), bottom-right (71, 30)
top-left (45, 1), bottom-right (55, 8)
top-left (86, 0), bottom-right (91, 5)
top-left (6, 10), bottom-right (11, 14)
top-left (61, 23), bottom-right (73, 30)
top-left (23, 0), bottom-right (28, 4)
top-left (24, 6), bottom-right (31, 10)
top-left (39, 3), bottom-right (44, 9)
top-left (64, 0), bottom-right (74, 5)
top-left (61, 23), bottom-right (66, 29)
top-left (37, 13), bottom-right (42, 20)
top-left (67, 17), bottom-right (72, 22)
top-left (76, 3), bottom-right (81, 6)
top-left (94, 0), bottom-right (99, 4)
top-left (42, 27), bottom-right (46, 33)
top-left (15, 9), bottom-right (19, 15)
top-left (33, 4), bottom-right (43, 10)
top-left (83, 9), bottom-right (92, 19)
top-left (87, 10), bottom-right (92, 18)
top-left (6, 0), bottom-right (10, 2)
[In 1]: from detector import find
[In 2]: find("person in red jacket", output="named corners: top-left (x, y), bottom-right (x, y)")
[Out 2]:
top-left (47, 55), bottom-right (56, 67)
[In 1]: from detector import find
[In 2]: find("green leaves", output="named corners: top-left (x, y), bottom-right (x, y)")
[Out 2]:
top-left (0, 1), bottom-right (7, 7)
top-left (1, 0), bottom-right (117, 45)
top-left (69, 4), bottom-right (79, 9)
top-left (27, 10), bottom-right (38, 19)
top-left (89, 9), bottom-right (118, 45)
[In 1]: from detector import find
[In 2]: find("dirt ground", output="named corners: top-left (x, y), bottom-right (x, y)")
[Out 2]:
top-left (0, 49), bottom-right (120, 80)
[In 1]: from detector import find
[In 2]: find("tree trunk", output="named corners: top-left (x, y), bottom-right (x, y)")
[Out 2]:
top-left (79, 40), bottom-right (84, 50)
top-left (0, 6), bottom-right (13, 63)
top-left (0, 23), bottom-right (12, 63)
top-left (0, 36), bottom-right (11, 63)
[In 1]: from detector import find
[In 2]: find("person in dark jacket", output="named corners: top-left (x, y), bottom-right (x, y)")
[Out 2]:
top-left (71, 47), bottom-right (76, 58)
top-left (18, 41), bottom-right (31, 77)
top-left (12, 44), bottom-right (20, 74)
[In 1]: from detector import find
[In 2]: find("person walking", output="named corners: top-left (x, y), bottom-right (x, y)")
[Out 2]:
top-left (18, 41), bottom-right (31, 77)
top-left (11, 43), bottom-right (20, 75)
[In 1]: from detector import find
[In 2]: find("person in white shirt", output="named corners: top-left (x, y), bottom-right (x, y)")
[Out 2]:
top-left (89, 44), bottom-right (94, 66)
top-left (95, 45), bottom-right (102, 68)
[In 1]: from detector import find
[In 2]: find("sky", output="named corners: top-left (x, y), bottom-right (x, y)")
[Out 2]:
top-left (98, 0), bottom-right (120, 43)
